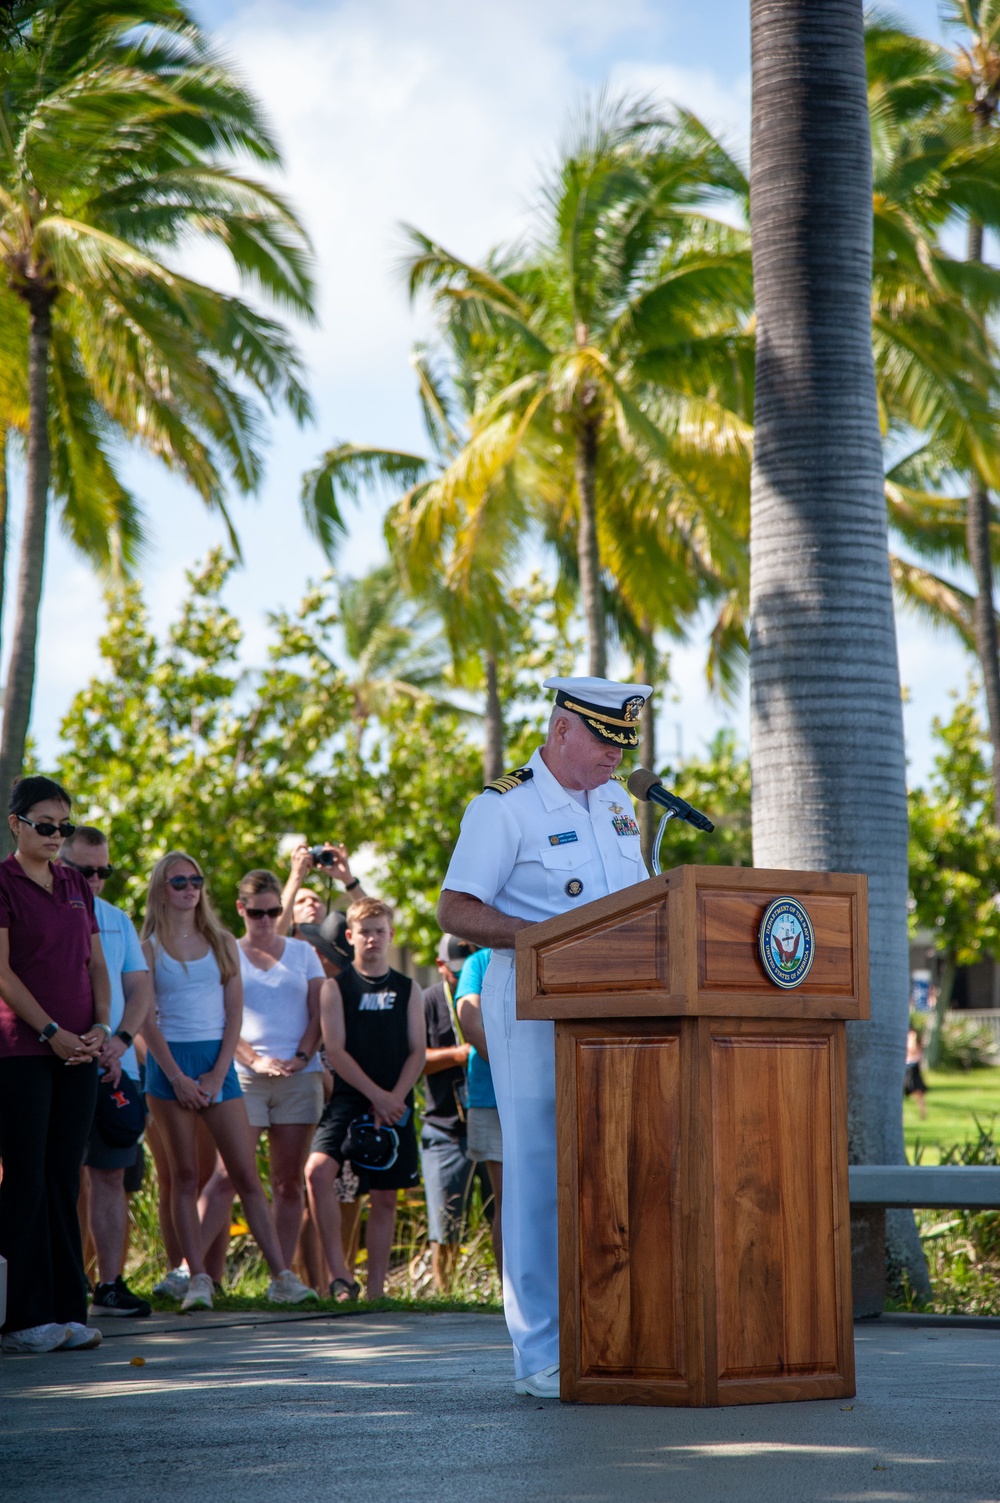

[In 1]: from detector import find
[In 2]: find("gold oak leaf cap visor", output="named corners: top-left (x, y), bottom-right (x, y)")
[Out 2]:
top-left (543, 676), bottom-right (653, 749)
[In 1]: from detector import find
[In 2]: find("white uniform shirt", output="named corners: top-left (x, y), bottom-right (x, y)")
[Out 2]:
top-left (442, 745), bottom-right (647, 928)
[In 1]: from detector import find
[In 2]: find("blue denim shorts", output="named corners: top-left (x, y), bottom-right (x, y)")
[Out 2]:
top-left (145, 1041), bottom-right (242, 1104)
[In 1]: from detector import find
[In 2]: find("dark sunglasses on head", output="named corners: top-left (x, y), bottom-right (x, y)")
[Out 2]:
top-left (63, 858), bottom-right (114, 881)
top-left (167, 874), bottom-right (204, 890)
top-left (243, 905), bottom-right (282, 920)
top-left (17, 815), bottom-right (76, 839)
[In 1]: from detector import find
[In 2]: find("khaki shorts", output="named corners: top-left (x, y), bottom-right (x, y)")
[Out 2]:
top-left (466, 1106), bottom-right (502, 1163)
top-left (236, 1068), bottom-right (325, 1128)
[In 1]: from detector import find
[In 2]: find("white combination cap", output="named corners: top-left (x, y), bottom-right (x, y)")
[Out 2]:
top-left (543, 676), bottom-right (652, 747)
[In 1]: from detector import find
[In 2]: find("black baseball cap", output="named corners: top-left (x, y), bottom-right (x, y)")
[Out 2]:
top-left (298, 910), bottom-right (352, 968)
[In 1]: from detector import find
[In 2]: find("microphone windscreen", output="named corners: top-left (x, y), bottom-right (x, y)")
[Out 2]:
top-left (626, 767), bottom-right (659, 801)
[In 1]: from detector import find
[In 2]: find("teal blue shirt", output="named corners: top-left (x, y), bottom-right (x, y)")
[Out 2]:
top-left (455, 949), bottom-right (495, 1109)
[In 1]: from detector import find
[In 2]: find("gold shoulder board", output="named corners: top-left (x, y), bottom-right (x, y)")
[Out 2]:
top-left (484, 767), bottom-right (534, 795)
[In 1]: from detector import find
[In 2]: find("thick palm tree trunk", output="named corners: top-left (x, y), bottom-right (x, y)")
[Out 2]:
top-left (575, 417), bottom-right (606, 677)
top-left (965, 216), bottom-right (1000, 824)
top-left (0, 300), bottom-right (53, 797)
top-left (748, 0), bottom-right (927, 1309)
top-left (483, 652), bottom-right (504, 783)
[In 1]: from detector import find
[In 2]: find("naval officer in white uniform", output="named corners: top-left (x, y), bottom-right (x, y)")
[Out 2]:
top-left (438, 675), bottom-right (652, 1398)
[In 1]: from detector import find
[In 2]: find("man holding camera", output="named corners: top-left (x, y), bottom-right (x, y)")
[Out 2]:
top-left (58, 826), bottom-right (153, 1318)
top-left (277, 841), bottom-right (366, 941)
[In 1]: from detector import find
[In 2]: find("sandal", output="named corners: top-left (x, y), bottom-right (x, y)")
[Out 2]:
top-left (329, 1278), bottom-right (361, 1303)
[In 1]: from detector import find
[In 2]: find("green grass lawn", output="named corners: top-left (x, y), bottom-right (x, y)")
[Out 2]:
top-left (904, 1066), bottom-right (1000, 1163)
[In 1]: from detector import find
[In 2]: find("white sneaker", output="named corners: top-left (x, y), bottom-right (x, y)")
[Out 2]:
top-left (514, 1364), bottom-right (561, 1398)
top-left (152, 1266), bottom-right (190, 1299)
top-left (1, 1323), bottom-right (70, 1354)
top-left (180, 1272), bottom-right (214, 1312)
top-left (267, 1269), bottom-right (318, 1304)
top-left (57, 1322), bottom-right (102, 1350)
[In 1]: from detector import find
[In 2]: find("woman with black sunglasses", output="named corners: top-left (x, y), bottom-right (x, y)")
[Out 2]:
top-left (139, 852), bottom-right (315, 1311)
top-left (197, 869), bottom-right (326, 1279)
top-left (0, 776), bottom-right (112, 1354)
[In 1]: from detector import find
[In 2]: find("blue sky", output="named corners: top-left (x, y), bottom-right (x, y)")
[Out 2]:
top-left (17, 0), bottom-right (974, 783)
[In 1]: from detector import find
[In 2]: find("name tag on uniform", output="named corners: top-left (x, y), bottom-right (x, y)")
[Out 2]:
top-left (612, 814), bottom-right (640, 838)
top-left (549, 831), bottom-right (579, 846)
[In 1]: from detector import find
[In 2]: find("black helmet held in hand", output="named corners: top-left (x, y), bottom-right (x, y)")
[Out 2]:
top-left (340, 1115), bottom-right (399, 1172)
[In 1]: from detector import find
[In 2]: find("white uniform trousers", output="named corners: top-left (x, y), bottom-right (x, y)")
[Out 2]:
top-left (481, 951), bottom-right (558, 1379)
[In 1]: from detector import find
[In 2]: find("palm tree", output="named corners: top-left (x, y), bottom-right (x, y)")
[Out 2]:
top-left (334, 565), bottom-right (458, 739)
top-left (399, 94), bottom-right (754, 680)
top-left (862, 9), bottom-right (1000, 819)
top-left (304, 344), bottom-right (558, 783)
top-left (0, 0), bottom-right (314, 791)
top-left (941, 0), bottom-right (1000, 820)
top-left (748, 0), bottom-right (927, 1305)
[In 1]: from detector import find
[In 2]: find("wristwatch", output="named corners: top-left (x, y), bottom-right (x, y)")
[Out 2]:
top-left (344, 877), bottom-right (360, 891)
top-left (294, 1050), bottom-right (309, 1062)
top-left (115, 1029), bottom-right (133, 1048)
top-left (38, 1022), bottom-right (58, 1043)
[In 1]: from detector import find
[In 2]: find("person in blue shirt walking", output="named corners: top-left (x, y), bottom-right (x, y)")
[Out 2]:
top-left (455, 947), bottom-right (502, 1278)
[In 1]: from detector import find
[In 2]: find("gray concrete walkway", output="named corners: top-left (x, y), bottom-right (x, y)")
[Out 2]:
top-left (1, 1311), bottom-right (998, 1502)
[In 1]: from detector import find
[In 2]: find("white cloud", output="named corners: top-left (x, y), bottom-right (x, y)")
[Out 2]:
top-left (216, 0), bottom-right (665, 389)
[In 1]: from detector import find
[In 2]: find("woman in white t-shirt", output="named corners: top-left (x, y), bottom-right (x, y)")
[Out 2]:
top-left (200, 869), bottom-right (325, 1273)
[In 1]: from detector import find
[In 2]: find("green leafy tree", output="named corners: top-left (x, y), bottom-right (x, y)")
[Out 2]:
top-left (56, 554), bottom-right (356, 925)
top-left (908, 687), bottom-right (1000, 1065)
top-left (0, 0), bottom-right (314, 794)
top-left (652, 730), bottom-right (752, 870)
top-left (56, 553), bottom-right (550, 955)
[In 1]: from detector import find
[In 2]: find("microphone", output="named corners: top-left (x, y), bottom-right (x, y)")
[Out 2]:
top-left (626, 768), bottom-right (716, 834)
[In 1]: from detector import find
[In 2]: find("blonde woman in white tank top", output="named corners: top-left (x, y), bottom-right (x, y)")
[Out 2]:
top-left (139, 853), bottom-right (315, 1311)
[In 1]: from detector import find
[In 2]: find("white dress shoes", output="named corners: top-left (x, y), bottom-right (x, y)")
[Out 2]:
top-left (514, 1364), bottom-right (560, 1398)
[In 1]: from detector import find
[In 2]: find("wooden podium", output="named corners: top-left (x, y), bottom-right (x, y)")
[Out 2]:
top-left (515, 864), bottom-right (867, 1408)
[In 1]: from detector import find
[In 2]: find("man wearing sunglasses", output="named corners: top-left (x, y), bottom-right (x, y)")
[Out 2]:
top-left (58, 826), bottom-right (153, 1319)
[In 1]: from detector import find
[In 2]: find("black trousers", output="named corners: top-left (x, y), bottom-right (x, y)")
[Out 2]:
top-left (0, 1054), bottom-right (98, 1332)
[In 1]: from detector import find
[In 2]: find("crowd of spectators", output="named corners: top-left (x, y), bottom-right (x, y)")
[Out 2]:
top-left (0, 775), bottom-right (500, 1354)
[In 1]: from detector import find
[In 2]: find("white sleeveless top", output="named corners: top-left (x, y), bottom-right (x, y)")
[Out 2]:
top-left (153, 945), bottom-right (225, 1042)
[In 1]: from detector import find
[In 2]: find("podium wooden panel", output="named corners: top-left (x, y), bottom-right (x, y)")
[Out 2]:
top-left (516, 865), bottom-right (866, 1407)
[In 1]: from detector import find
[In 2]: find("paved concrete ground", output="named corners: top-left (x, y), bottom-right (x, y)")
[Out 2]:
top-left (2, 1311), bottom-right (998, 1503)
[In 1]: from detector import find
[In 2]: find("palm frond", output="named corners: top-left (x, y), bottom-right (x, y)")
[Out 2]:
top-left (302, 446), bottom-right (431, 562)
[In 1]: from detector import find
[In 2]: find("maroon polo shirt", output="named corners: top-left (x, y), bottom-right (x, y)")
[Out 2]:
top-left (0, 853), bottom-right (99, 1058)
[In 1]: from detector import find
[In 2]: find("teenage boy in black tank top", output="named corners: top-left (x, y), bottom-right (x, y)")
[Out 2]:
top-left (305, 899), bottom-right (425, 1301)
